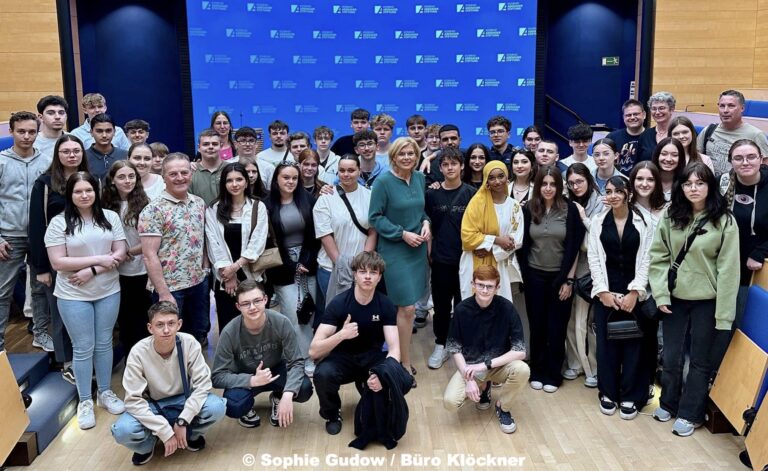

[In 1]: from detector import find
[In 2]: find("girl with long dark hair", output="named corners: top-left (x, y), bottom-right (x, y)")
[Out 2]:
top-left (102, 161), bottom-right (151, 353)
top-left (520, 166), bottom-right (585, 393)
top-left (205, 162), bottom-right (268, 330)
top-left (651, 137), bottom-right (686, 201)
top-left (669, 116), bottom-right (714, 172)
top-left (239, 156), bottom-right (269, 199)
top-left (587, 176), bottom-right (654, 419)
top-left (510, 148), bottom-right (536, 205)
top-left (649, 162), bottom-right (739, 437)
top-left (211, 110), bottom-right (237, 160)
top-left (44, 171), bottom-right (127, 429)
top-left (522, 125), bottom-right (542, 151)
top-left (562, 163), bottom-right (604, 387)
top-left (462, 143), bottom-right (489, 189)
top-left (29, 135), bottom-right (90, 371)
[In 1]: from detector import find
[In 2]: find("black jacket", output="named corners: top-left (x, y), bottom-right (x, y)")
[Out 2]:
top-left (349, 357), bottom-right (412, 450)
top-left (264, 197), bottom-right (320, 286)
top-left (29, 174), bottom-right (66, 273)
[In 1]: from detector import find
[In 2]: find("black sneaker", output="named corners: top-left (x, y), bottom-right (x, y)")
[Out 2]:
top-left (619, 401), bottom-right (638, 420)
top-left (269, 393), bottom-right (280, 427)
top-left (476, 382), bottom-right (492, 410)
top-left (62, 366), bottom-right (76, 385)
top-left (414, 312), bottom-right (427, 329)
top-left (599, 395), bottom-right (617, 416)
top-left (325, 415), bottom-right (342, 435)
top-left (132, 448), bottom-right (154, 466)
top-left (495, 404), bottom-right (517, 433)
top-left (238, 408), bottom-right (261, 428)
top-left (187, 436), bottom-right (205, 452)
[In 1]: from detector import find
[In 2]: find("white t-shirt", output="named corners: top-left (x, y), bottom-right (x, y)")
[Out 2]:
top-left (45, 209), bottom-right (126, 300)
top-left (257, 159), bottom-right (274, 187)
top-left (257, 147), bottom-right (290, 166)
top-left (34, 133), bottom-right (66, 161)
top-left (117, 201), bottom-right (147, 277)
top-left (313, 185), bottom-right (372, 270)
top-left (559, 154), bottom-right (597, 173)
top-left (143, 174), bottom-right (165, 201)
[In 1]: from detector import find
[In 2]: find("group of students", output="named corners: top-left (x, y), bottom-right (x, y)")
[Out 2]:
top-left (1, 91), bottom-right (766, 465)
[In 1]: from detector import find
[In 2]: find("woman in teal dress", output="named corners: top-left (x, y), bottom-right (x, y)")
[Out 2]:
top-left (369, 137), bottom-right (431, 379)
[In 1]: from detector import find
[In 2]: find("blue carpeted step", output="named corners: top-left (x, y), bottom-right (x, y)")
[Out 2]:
top-left (8, 352), bottom-right (50, 390)
top-left (25, 372), bottom-right (78, 454)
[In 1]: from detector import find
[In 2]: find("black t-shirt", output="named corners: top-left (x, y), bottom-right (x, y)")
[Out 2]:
top-left (322, 289), bottom-right (397, 355)
top-left (425, 183), bottom-right (477, 265)
top-left (446, 295), bottom-right (525, 364)
top-left (606, 128), bottom-right (645, 175)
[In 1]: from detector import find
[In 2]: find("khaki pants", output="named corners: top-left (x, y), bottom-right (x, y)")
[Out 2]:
top-left (565, 296), bottom-right (597, 378)
top-left (443, 360), bottom-right (530, 411)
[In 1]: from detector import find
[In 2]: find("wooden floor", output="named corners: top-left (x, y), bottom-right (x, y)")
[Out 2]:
top-left (5, 310), bottom-right (746, 470)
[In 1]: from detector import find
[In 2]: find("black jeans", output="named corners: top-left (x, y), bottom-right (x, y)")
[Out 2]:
top-left (638, 296), bottom-right (660, 387)
top-left (313, 350), bottom-right (386, 420)
top-left (430, 261), bottom-right (461, 346)
top-left (222, 363), bottom-right (314, 418)
top-left (660, 297), bottom-right (719, 423)
top-left (118, 274), bottom-right (152, 354)
top-left (524, 268), bottom-right (573, 386)
top-left (594, 303), bottom-right (646, 404)
top-left (213, 280), bottom-right (240, 334)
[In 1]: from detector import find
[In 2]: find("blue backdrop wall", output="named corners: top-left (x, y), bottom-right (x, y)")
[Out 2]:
top-left (76, 0), bottom-right (188, 153)
top-left (186, 1), bottom-right (538, 145)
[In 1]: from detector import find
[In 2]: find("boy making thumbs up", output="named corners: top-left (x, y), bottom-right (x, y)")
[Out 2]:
top-left (212, 280), bottom-right (314, 429)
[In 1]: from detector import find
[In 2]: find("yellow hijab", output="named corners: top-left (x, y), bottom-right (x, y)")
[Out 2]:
top-left (461, 161), bottom-right (508, 270)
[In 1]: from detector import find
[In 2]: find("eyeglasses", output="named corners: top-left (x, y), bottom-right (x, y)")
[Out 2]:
top-left (488, 129), bottom-right (507, 136)
top-left (236, 138), bottom-right (257, 145)
top-left (152, 320), bottom-right (179, 330)
top-left (238, 297), bottom-right (266, 308)
top-left (682, 181), bottom-right (707, 190)
top-left (472, 282), bottom-right (498, 292)
top-left (567, 178), bottom-right (586, 189)
top-left (650, 106), bottom-right (669, 112)
top-left (59, 148), bottom-right (83, 156)
top-left (732, 154), bottom-right (760, 163)
top-left (355, 142), bottom-right (376, 149)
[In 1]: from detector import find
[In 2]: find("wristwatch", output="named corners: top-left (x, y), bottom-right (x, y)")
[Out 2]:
top-left (176, 418), bottom-right (189, 427)
top-left (484, 359), bottom-right (493, 370)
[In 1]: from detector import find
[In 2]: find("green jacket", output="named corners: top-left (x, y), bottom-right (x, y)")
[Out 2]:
top-left (648, 210), bottom-right (740, 330)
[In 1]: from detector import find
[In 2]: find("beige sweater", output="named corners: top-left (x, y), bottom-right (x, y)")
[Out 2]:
top-left (122, 333), bottom-right (213, 442)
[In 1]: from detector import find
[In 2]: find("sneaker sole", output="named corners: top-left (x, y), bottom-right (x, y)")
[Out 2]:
top-left (475, 402), bottom-right (491, 411)
top-left (653, 413), bottom-right (672, 423)
top-left (672, 428), bottom-right (695, 437)
top-left (96, 399), bottom-right (125, 415)
top-left (600, 405), bottom-right (617, 416)
top-left (32, 341), bottom-right (54, 352)
top-left (238, 419), bottom-right (260, 428)
top-left (500, 424), bottom-right (517, 434)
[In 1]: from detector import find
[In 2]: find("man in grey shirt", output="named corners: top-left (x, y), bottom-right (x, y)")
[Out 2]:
top-left (212, 280), bottom-right (313, 428)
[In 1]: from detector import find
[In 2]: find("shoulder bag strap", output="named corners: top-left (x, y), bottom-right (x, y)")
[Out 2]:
top-left (175, 335), bottom-right (190, 398)
top-left (671, 217), bottom-right (708, 272)
top-left (336, 185), bottom-right (368, 236)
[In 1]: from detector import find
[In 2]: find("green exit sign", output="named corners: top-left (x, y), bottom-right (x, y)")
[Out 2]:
top-left (602, 56), bottom-right (620, 66)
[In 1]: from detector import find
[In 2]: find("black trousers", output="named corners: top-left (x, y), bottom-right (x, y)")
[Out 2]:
top-left (660, 297), bottom-right (719, 423)
top-left (638, 296), bottom-right (660, 387)
top-left (524, 268), bottom-right (573, 386)
top-left (313, 350), bottom-right (386, 420)
top-left (430, 261), bottom-right (461, 346)
top-left (213, 280), bottom-right (240, 333)
top-left (594, 303), bottom-right (646, 404)
top-left (118, 274), bottom-right (152, 353)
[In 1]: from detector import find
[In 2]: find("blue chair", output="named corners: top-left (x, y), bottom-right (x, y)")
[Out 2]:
top-left (744, 100), bottom-right (768, 119)
top-left (0, 135), bottom-right (13, 151)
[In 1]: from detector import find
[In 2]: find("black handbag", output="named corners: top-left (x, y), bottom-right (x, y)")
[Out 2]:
top-left (667, 218), bottom-right (708, 293)
top-left (606, 309), bottom-right (643, 340)
top-left (574, 274), bottom-right (594, 303)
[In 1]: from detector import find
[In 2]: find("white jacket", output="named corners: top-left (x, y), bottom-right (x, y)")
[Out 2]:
top-left (587, 209), bottom-right (653, 301)
top-left (205, 199), bottom-right (268, 283)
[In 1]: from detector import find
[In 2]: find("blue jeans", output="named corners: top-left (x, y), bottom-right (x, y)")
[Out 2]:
top-left (58, 292), bottom-right (120, 401)
top-left (0, 237), bottom-right (49, 350)
top-left (111, 393), bottom-right (226, 454)
top-left (153, 278), bottom-right (209, 341)
top-left (315, 267), bottom-right (331, 327)
top-left (223, 363), bottom-right (314, 418)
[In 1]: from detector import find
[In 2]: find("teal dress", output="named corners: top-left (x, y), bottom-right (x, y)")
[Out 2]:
top-left (369, 170), bottom-right (429, 306)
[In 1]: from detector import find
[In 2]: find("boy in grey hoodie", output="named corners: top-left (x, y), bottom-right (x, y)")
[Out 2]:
top-left (0, 111), bottom-right (53, 351)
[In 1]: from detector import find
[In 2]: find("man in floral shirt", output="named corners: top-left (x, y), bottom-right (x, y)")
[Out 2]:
top-left (139, 153), bottom-right (210, 344)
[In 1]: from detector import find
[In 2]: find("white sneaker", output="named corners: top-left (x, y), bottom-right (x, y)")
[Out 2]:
top-left (304, 359), bottom-right (316, 378)
top-left (97, 389), bottom-right (125, 415)
top-left (427, 345), bottom-right (449, 369)
top-left (78, 399), bottom-right (96, 430)
top-left (543, 384), bottom-right (559, 393)
top-left (530, 381), bottom-right (543, 390)
top-left (584, 376), bottom-right (598, 388)
top-left (562, 368), bottom-right (579, 380)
